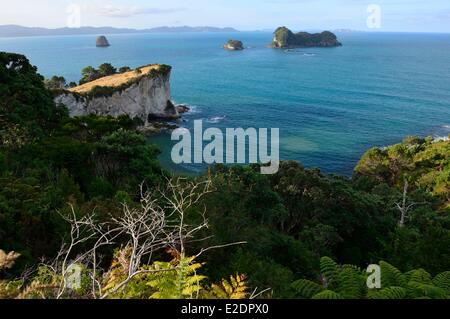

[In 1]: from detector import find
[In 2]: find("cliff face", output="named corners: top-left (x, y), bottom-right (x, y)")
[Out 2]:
top-left (54, 65), bottom-right (179, 125)
top-left (271, 27), bottom-right (342, 48)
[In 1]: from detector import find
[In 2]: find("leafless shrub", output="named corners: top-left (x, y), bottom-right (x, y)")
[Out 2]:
top-left (38, 176), bottom-right (245, 299)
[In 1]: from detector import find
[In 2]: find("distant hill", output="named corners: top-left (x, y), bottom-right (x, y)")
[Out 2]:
top-left (0, 25), bottom-right (239, 37)
top-left (143, 26), bottom-right (237, 33)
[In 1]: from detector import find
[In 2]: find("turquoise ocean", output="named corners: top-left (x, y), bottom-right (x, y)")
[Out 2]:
top-left (1, 31), bottom-right (450, 175)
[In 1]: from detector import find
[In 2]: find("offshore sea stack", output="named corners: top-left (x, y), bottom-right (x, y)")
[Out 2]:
top-left (96, 35), bottom-right (110, 47)
top-left (223, 39), bottom-right (244, 50)
top-left (271, 27), bottom-right (342, 48)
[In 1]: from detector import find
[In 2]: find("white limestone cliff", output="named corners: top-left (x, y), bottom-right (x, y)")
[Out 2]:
top-left (54, 66), bottom-right (179, 126)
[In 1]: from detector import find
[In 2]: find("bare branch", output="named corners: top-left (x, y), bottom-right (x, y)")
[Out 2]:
top-left (39, 177), bottom-right (243, 300)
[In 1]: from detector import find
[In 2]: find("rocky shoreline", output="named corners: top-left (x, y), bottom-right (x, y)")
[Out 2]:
top-left (138, 104), bottom-right (191, 135)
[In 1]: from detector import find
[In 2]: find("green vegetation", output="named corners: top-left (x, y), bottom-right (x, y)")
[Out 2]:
top-left (0, 52), bottom-right (68, 137)
top-left (118, 66), bottom-right (131, 73)
top-left (80, 66), bottom-right (100, 84)
top-left (355, 136), bottom-right (450, 209)
top-left (272, 27), bottom-right (342, 48)
top-left (292, 257), bottom-right (449, 299)
top-left (80, 63), bottom-right (118, 85)
top-left (98, 63), bottom-right (117, 77)
top-left (0, 52), bottom-right (449, 299)
top-left (0, 249), bottom-right (251, 299)
top-left (78, 63), bottom-right (171, 87)
top-left (80, 63), bottom-right (136, 84)
top-left (44, 75), bottom-right (67, 90)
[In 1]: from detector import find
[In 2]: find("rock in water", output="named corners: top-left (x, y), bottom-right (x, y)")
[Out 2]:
top-left (176, 104), bottom-right (191, 114)
top-left (271, 27), bottom-right (342, 48)
top-left (96, 36), bottom-right (110, 47)
top-left (224, 39), bottom-right (244, 50)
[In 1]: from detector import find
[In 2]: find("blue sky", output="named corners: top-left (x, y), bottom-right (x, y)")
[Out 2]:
top-left (0, 0), bottom-right (449, 32)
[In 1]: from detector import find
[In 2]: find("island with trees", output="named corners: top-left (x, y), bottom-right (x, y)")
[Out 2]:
top-left (223, 39), bottom-right (244, 51)
top-left (271, 27), bottom-right (342, 48)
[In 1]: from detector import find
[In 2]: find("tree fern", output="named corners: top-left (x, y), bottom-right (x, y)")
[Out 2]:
top-left (291, 279), bottom-right (324, 298)
top-left (380, 261), bottom-right (406, 287)
top-left (312, 290), bottom-right (343, 299)
top-left (102, 256), bottom-right (128, 295)
top-left (293, 257), bottom-right (449, 299)
top-left (432, 271), bottom-right (450, 292)
top-left (146, 256), bottom-right (207, 299)
top-left (0, 280), bottom-right (23, 299)
top-left (320, 257), bottom-right (339, 287)
top-left (0, 250), bottom-right (23, 299)
top-left (336, 265), bottom-right (366, 299)
top-left (0, 250), bottom-right (20, 270)
top-left (404, 269), bottom-right (432, 284)
top-left (209, 275), bottom-right (249, 299)
top-left (368, 287), bottom-right (407, 299)
top-left (16, 282), bottom-right (59, 299)
top-left (407, 281), bottom-right (447, 299)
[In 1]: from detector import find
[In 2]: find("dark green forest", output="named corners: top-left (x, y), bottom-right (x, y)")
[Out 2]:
top-left (0, 52), bottom-right (449, 299)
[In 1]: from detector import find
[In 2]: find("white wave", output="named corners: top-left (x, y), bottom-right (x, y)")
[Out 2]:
top-left (173, 101), bottom-right (202, 115)
top-left (284, 49), bottom-right (316, 57)
top-left (185, 105), bottom-right (201, 115)
top-left (206, 116), bottom-right (227, 124)
top-left (442, 125), bottom-right (450, 131)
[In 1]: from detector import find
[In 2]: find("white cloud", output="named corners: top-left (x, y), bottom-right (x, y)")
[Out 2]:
top-left (90, 5), bottom-right (186, 18)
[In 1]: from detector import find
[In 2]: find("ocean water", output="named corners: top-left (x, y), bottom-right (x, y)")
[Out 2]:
top-left (1, 31), bottom-right (450, 175)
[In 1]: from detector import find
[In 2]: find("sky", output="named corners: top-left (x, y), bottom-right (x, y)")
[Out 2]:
top-left (0, 0), bottom-right (449, 33)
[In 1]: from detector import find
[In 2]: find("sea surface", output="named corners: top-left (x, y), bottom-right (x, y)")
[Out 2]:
top-left (1, 31), bottom-right (450, 175)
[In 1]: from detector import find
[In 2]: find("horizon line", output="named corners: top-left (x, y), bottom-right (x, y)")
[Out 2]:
top-left (1, 24), bottom-right (450, 36)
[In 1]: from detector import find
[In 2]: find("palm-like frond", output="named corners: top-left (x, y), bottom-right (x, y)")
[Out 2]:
top-left (209, 274), bottom-right (249, 299)
top-left (291, 279), bottom-right (324, 298)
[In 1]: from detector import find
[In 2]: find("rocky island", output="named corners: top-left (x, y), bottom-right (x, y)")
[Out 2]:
top-left (96, 35), bottom-right (110, 47)
top-left (271, 27), bottom-right (342, 48)
top-left (54, 64), bottom-right (180, 133)
top-left (223, 39), bottom-right (244, 50)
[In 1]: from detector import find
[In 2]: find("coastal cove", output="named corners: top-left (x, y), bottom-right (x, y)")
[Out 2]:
top-left (1, 31), bottom-right (450, 175)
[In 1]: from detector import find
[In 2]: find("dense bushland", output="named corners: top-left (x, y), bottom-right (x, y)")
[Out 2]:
top-left (0, 52), bottom-right (448, 299)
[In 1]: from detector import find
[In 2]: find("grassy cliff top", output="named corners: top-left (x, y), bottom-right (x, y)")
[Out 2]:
top-left (70, 64), bottom-right (169, 94)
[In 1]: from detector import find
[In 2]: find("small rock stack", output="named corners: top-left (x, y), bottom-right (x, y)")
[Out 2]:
top-left (96, 36), bottom-right (110, 47)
